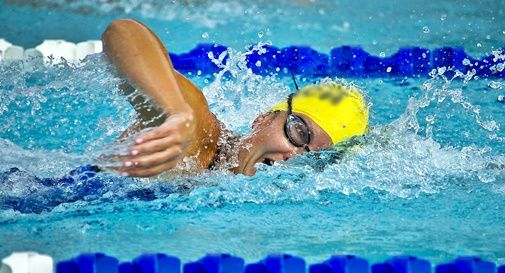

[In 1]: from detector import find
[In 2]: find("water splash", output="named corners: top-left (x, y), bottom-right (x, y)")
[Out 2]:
top-left (0, 54), bottom-right (135, 175)
top-left (0, 44), bottom-right (503, 216)
top-left (203, 42), bottom-right (290, 133)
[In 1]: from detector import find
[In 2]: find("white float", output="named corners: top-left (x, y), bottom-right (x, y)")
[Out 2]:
top-left (35, 39), bottom-right (78, 64)
top-left (0, 252), bottom-right (53, 273)
top-left (4, 46), bottom-right (24, 62)
top-left (76, 40), bottom-right (103, 61)
top-left (0, 38), bottom-right (103, 65)
top-left (0, 39), bottom-right (13, 62)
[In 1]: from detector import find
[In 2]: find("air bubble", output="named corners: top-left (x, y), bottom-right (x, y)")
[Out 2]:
top-left (255, 60), bottom-right (262, 67)
top-left (386, 67), bottom-right (392, 73)
top-left (423, 26), bottom-right (430, 33)
top-left (477, 43), bottom-right (482, 48)
top-left (201, 32), bottom-right (209, 39)
top-left (440, 14), bottom-right (447, 21)
top-left (257, 31), bottom-right (264, 39)
top-left (379, 52), bottom-right (386, 58)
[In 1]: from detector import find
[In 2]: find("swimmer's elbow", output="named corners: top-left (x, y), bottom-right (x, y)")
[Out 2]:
top-left (102, 18), bottom-right (143, 42)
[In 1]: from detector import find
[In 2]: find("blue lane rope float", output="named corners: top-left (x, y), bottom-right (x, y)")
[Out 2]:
top-left (436, 257), bottom-right (496, 273)
top-left (53, 253), bottom-right (505, 273)
top-left (309, 255), bottom-right (369, 273)
top-left (167, 44), bottom-right (505, 78)
top-left (246, 254), bottom-right (305, 273)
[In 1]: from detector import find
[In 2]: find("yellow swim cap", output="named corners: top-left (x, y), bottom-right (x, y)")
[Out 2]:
top-left (270, 83), bottom-right (369, 144)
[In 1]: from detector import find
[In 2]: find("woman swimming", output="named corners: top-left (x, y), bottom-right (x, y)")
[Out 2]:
top-left (101, 19), bottom-right (368, 177)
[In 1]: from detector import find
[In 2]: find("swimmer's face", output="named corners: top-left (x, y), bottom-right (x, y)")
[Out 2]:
top-left (235, 111), bottom-right (333, 176)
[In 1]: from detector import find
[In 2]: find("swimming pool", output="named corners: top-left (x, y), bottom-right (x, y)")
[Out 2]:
top-left (1, 0), bottom-right (505, 266)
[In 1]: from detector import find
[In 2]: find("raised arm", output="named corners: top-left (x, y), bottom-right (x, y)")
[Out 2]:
top-left (102, 19), bottom-right (221, 177)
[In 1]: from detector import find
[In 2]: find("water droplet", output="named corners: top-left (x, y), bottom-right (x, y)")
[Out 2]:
top-left (257, 31), bottom-right (264, 39)
top-left (379, 52), bottom-right (386, 58)
top-left (437, 67), bottom-right (447, 75)
top-left (423, 26), bottom-right (430, 33)
top-left (386, 67), bottom-right (392, 73)
top-left (440, 14), bottom-right (447, 21)
top-left (489, 81), bottom-right (503, 89)
top-left (255, 60), bottom-right (262, 67)
top-left (201, 32), bottom-right (209, 39)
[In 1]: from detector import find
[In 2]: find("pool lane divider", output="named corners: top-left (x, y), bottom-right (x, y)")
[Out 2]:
top-left (3, 252), bottom-right (505, 273)
top-left (170, 44), bottom-right (505, 78)
top-left (1, 38), bottom-right (504, 78)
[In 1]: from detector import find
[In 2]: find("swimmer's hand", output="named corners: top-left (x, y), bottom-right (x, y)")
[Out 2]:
top-left (120, 111), bottom-right (195, 177)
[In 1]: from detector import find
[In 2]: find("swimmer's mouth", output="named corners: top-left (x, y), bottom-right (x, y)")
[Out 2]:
top-left (262, 158), bottom-right (274, 166)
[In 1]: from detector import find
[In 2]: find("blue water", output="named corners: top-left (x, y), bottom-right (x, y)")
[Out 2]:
top-left (1, 0), bottom-right (505, 265)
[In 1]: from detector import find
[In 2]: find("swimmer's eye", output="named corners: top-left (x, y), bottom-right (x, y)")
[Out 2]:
top-left (284, 114), bottom-right (311, 150)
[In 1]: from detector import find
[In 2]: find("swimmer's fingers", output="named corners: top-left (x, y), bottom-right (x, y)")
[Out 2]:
top-left (134, 114), bottom-right (193, 144)
top-left (123, 145), bottom-right (182, 169)
top-left (128, 135), bottom-right (182, 155)
top-left (121, 160), bottom-right (178, 177)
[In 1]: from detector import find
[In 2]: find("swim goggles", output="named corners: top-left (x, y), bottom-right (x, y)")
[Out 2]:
top-left (284, 74), bottom-right (312, 152)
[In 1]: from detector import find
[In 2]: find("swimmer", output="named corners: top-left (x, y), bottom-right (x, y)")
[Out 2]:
top-left (101, 19), bottom-right (368, 177)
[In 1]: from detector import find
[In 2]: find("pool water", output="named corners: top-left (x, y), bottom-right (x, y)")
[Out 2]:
top-left (0, 0), bottom-right (505, 265)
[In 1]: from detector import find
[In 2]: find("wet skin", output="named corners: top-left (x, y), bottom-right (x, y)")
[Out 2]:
top-left (102, 18), bottom-right (332, 177)
top-left (235, 111), bottom-right (333, 176)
